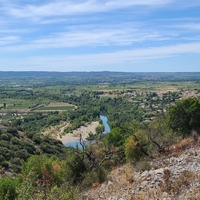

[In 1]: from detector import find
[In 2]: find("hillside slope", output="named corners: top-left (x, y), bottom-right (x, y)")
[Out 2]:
top-left (80, 138), bottom-right (200, 200)
top-left (0, 121), bottom-right (66, 175)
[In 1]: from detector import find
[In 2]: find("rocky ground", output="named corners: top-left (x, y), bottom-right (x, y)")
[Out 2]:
top-left (79, 138), bottom-right (200, 200)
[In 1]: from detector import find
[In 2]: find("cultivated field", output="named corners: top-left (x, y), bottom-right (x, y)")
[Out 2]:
top-left (37, 102), bottom-right (76, 111)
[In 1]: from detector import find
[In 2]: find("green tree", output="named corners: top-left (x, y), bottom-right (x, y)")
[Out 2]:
top-left (168, 97), bottom-right (200, 137)
top-left (105, 127), bottom-right (126, 148)
top-left (95, 124), bottom-right (104, 134)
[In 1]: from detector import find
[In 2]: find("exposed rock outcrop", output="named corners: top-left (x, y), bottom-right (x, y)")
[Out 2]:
top-left (80, 140), bottom-right (200, 200)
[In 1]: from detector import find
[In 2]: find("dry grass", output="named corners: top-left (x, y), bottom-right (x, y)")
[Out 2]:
top-left (160, 168), bottom-right (171, 193)
top-left (125, 164), bottom-right (135, 183)
top-left (134, 159), bottom-right (151, 172)
top-left (165, 137), bottom-right (193, 157)
top-left (79, 136), bottom-right (200, 200)
top-left (175, 138), bottom-right (193, 150)
top-left (171, 170), bottom-right (196, 196)
top-left (159, 169), bottom-right (198, 198)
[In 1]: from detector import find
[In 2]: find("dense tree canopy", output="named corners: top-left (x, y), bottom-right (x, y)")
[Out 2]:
top-left (168, 97), bottom-right (200, 137)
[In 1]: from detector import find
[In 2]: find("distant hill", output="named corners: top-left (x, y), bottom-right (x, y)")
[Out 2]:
top-left (1, 71), bottom-right (200, 81)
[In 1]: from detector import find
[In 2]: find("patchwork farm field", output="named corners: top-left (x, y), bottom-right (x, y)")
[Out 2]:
top-left (0, 100), bottom-right (76, 113)
top-left (37, 102), bottom-right (75, 111)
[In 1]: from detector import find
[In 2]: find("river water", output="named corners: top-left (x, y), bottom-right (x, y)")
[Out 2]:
top-left (100, 115), bottom-right (111, 133)
top-left (65, 115), bottom-right (110, 147)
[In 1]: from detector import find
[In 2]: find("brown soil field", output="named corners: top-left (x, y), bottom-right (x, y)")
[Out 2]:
top-left (47, 102), bottom-right (77, 108)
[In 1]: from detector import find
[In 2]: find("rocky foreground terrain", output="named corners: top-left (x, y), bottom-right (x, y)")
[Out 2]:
top-left (79, 138), bottom-right (200, 200)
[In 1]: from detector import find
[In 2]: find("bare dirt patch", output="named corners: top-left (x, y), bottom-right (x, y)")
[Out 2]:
top-left (57, 121), bottom-right (99, 144)
top-left (47, 102), bottom-right (77, 108)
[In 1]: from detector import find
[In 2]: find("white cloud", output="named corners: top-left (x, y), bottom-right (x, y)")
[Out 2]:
top-left (105, 0), bottom-right (172, 7)
top-left (0, 27), bottom-right (168, 51)
top-left (1, 42), bottom-right (200, 70)
top-left (0, 28), bottom-right (29, 33)
top-left (169, 0), bottom-right (200, 8)
top-left (174, 23), bottom-right (200, 31)
top-left (2, 0), bottom-right (173, 20)
top-left (31, 28), bottom-right (166, 47)
top-left (67, 42), bottom-right (200, 64)
top-left (0, 36), bottom-right (19, 46)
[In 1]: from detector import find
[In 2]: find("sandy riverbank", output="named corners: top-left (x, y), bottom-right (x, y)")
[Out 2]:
top-left (57, 121), bottom-right (99, 145)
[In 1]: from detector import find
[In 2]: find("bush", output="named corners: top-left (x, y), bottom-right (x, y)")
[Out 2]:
top-left (40, 142), bottom-right (55, 154)
top-left (15, 150), bottom-right (29, 160)
top-left (105, 127), bottom-right (126, 147)
top-left (1, 133), bottom-right (11, 141)
top-left (81, 167), bottom-right (107, 188)
top-left (17, 175), bottom-right (76, 200)
top-left (124, 129), bottom-right (148, 161)
top-left (12, 164), bottom-right (21, 173)
top-left (0, 147), bottom-right (13, 160)
top-left (0, 140), bottom-right (10, 148)
top-left (11, 137), bottom-right (20, 145)
top-left (25, 144), bottom-right (36, 154)
top-left (135, 160), bottom-right (151, 172)
top-left (0, 155), bottom-right (5, 163)
top-left (6, 127), bottom-right (18, 136)
top-left (125, 136), bottom-right (141, 161)
top-left (11, 157), bottom-right (21, 165)
top-left (22, 155), bottom-right (65, 187)
top-left (32, 135), bottom-right (41, 144)
top-left (1, 161), bottom-right (9, 169)
top-left (0, 176), bottom-right (20, 200)
top-left (95, 124), bottom-right (104, 134)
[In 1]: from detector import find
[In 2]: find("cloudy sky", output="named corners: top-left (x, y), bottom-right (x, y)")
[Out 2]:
top-left (0, 0), bottom-right (200, 72)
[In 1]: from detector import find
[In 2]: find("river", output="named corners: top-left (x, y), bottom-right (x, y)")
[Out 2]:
top-left (65, 115), bottom-right (110, 147)
top-left (100, 115), bottom-right (111, 133)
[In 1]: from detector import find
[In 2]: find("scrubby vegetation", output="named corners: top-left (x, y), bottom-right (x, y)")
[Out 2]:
top-left (0, 124), bottom-right (66, 174)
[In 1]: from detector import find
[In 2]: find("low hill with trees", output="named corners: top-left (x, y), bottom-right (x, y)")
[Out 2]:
top-left (0, 121), bottom-right (66, 175)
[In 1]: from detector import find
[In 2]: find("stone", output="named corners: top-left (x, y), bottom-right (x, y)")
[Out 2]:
top-left (141, 180), bottom-right (148, 187)
top-left (108, 196), bottom-right (117, 200)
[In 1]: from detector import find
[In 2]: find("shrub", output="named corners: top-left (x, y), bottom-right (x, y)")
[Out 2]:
top-left (12, 164), bottom-right (21, 173)
top-left (1, 133), bottom-right (11, 141)
top-left (124, 134), bottom-right (145, 161)
top-left (22, 155), bottom-right (65, 187)
top-left (6, 127), bottom-right (18, 136)
top-left (135, 160), bottom-right (151, 172)
top-left (0, 176), bottom-right (20, 200)
top-left (1, 161), bottom-right (9, 169)
top-left (105, 127), bottom-right (126, 147)
top-left (11, 137), bottom-right (20, 145)
top-left (0, 140), bottom-right (10, 148)
top-left (40, 142), bottom-right (55, 154)
top-left (0, 147), bottom-right (13, 160)
top-left (25, 144), bottom-right (36, 154)
top-left (15, 150), bottom-right (29, 160)
top-left (0, 155), bottom-right (5, 163)
top-left (81, 167), bottom-right (107, 188)
top-left (32, 135), bottom-right (41, 144)
top-left (125, 136), bottom-right (139, 161)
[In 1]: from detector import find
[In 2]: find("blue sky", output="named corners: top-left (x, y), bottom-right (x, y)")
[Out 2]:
top-left (0, 0), bottom-right (200, 72)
